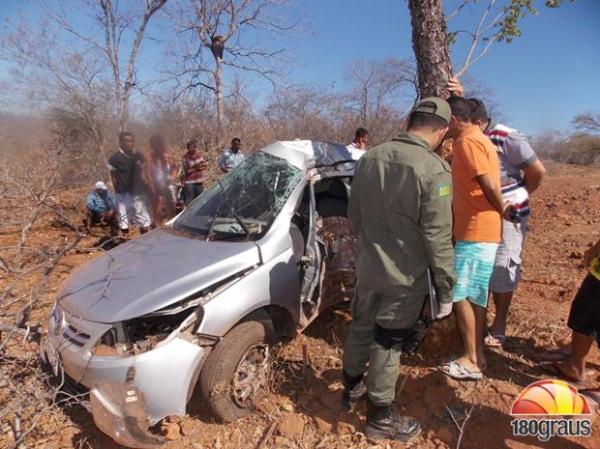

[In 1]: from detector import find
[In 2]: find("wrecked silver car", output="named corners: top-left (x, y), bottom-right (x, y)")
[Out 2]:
top-left (40, 140), bottom-right (357, 447)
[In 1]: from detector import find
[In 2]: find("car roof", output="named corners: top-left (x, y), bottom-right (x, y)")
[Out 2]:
top-left (259, 140), bottom-right (356, 172)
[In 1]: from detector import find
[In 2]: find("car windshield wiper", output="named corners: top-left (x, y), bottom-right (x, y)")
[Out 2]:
top-left (206, 179), bottom-right (227, 241)
top-left (207, 179), bottom-right (251, 241)
top-left (230, 207), bottom-right (250, 240)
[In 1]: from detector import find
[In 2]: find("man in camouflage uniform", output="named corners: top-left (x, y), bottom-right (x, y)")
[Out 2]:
top-left (342, 98), bottom-right (456, 442)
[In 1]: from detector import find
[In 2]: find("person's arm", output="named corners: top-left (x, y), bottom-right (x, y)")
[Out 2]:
top-left (86, 192), bottom-right (98, 212)
top-left (145, 157), bottom-right (156, 197)
top-left (110, 172), bottom-right (118, 193)
top-left (522, 159), bottom-right (545, 194)
top-left (198, 154), bottom-right (208, 175)
top-left (218, 153), bottom-right (229, 173)
top-left (418, 170), bottom-right (456, 312)
top-left (459, 139), bottom-right (511, 218)
top-left (180, 156), bottom-right (188, 183)
top-left (583, 238), bottom-right (600, 267)
top-left (505, 133), bottom-right (546, 195)
top-left (476, 173), bottom-right (508, 216)
top-left (107, 155), bottom-right (117, 192)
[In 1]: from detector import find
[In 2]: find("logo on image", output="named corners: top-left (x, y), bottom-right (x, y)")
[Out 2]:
top-left (510, 379), bottom-right (592, 442)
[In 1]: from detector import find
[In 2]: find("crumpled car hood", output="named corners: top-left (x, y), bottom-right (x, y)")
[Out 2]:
top-left (57, 229), bottom-right (261, 323)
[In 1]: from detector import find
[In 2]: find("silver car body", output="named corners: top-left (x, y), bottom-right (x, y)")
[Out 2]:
top-left (40, 140), bottom-right (356, 441)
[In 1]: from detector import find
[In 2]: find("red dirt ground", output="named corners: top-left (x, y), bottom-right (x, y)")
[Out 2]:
top-left (1, 161), bottom-right (599, 449)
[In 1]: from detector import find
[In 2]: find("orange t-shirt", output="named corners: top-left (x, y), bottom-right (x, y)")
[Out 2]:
top-left (451, 125), bottom-right (502, 243)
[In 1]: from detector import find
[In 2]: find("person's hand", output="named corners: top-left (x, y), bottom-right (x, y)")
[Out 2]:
top-left (435, 301), bottom-right (453, 320)
top-left (447, 77), bottom-right (464, 97)
top-left (501, 202), bottom-right (517, 222)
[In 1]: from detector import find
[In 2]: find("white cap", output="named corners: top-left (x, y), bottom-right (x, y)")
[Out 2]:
top-left (95, 181), bottom-right (108, 190)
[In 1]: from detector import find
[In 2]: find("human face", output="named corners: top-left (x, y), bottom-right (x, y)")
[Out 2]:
top-left (231, 140), bottom-right (241, 152)
top-left (357, 135), bottom-right (368, 149)
top-left (120, 135), bottom-right (135, 152)
top-left (187, 142), bottom-right (198, 154)
top-left (433, 126), bottom-right (450, 151)
top-left (446, 115), bottom-right (463, 139)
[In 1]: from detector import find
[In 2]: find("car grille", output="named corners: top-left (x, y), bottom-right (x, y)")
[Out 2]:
top-left (62, 324), bottom-right (91, 347)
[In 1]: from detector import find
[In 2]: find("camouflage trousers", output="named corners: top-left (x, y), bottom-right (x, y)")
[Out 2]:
top-left (342, 284), bottom-right (425, 405)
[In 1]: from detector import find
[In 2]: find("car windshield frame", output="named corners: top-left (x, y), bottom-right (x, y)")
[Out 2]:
top-left (172, 151), bottom-right (304, 241)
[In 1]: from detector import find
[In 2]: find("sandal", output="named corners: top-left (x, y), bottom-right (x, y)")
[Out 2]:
top-left (484, 333), bottom-right (506, 348)
top-left (539, 362), bottom-right (584, 385)
top-left (439, 360), bottom-right (483, 381)
top-left (442, 354), bottom-right (487, 371)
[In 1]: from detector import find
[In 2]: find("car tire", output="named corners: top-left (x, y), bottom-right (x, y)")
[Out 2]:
top-left (198, 319), bottom-right (276, 422)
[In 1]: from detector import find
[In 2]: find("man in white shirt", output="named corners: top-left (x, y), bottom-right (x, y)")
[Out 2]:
top-left (347, 127), bottom-right (369, 160)
top-left (218, 137), bottom-right (245, 173)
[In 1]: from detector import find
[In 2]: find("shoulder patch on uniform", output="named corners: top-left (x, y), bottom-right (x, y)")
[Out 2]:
top-left (437, 182), bottom-right (452, 197)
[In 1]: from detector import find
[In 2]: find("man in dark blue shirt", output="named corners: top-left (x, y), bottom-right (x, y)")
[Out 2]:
top-left (108, 132), bottom-right (152, 235)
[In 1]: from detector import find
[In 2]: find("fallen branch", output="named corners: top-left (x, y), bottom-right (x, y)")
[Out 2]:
top-left (446, 403), bottom-right (476, 449)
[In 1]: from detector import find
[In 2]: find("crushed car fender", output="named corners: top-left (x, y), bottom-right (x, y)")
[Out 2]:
top-left (88, 337), bottom-right (205, 447)
top-left (91, 382), bottom-right (165, 449)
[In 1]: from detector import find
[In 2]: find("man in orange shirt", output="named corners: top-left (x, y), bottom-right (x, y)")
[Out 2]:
top-left (440, 96), bottom-right (513, 381)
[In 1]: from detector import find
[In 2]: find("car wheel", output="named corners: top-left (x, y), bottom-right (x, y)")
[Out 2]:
top-left (198, 319), bottom-right (276, 422)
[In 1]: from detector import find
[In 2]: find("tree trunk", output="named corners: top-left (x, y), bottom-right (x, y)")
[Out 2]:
top-left (119, 89), bottom-right (131, 131)
top-left (214, 57), bottom-right (225, 147)
top-left (360, 86), bottom-right (368, 124)
top-left (408, 0), bottom-right (453, 98)
top-left (119, 91), bottom-right (129, 132)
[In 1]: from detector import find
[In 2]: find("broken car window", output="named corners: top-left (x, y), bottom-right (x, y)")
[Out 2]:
top-left (173, 152), bottom-right (304, 240)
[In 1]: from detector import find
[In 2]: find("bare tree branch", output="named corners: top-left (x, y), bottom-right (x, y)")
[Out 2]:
top-left (169, 0), bottom-right (299, 145)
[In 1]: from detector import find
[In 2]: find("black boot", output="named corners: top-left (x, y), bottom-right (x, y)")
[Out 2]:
top-left (341, 371), bottom-right (367, 411)
top-left (365, 401), bottom-right (421, 442)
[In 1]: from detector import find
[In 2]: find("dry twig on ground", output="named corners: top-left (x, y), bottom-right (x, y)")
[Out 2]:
top-left (445, 403), bottom-right (476, 449)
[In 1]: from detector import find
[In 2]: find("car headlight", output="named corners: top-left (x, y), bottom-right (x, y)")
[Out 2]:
top-left (124, 307), bottom-right (203, 352)
top-left (93, 326), bottom-right (131, 357)
top-left (51, 303), bottom-right (64, 335)
top-left (92, 307), bottom-right (203, 357)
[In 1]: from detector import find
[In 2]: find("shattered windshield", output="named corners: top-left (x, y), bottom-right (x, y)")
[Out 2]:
top-left (172, 152), bottom-right (304, 241)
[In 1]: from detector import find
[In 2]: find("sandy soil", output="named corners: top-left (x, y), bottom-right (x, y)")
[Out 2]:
top-left (1, 161), bottom-right (599, 449)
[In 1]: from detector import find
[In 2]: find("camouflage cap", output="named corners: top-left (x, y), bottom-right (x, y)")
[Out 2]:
top-left (411, 97), bottom-right (451, 125)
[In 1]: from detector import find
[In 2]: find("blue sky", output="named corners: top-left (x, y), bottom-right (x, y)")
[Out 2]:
top-left (288, 0), bottom-right (600, 135)
top-left (1, 0), bottom-right (599, 135)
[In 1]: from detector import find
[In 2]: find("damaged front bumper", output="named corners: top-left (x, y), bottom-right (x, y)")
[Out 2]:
top-left (91, 382), bottom-right (165, 449)
top-left (41, 330), bottom-right (207, 447)
top-left (90, 382), bottom-right (165, 449)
